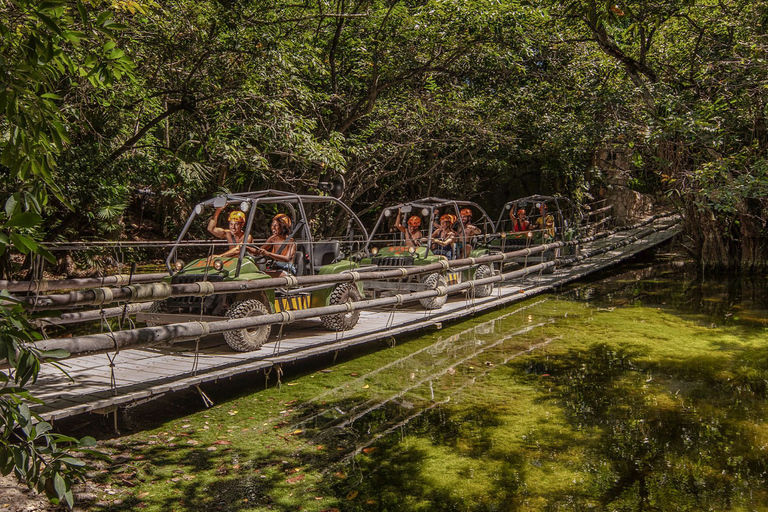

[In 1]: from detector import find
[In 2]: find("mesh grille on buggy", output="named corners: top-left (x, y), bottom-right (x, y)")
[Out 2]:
top-left (168, 273), bottom-right (225, 309)
top-left (171, 273), bottom-right (225, 285)
top-left (372, 256), bottom-right (414, 267)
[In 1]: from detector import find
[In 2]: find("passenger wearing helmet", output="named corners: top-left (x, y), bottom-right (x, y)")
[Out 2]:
top-left (254, 213), bottom-right (298, 277)
top-left (511, 208), bottom-right (531, 232)
top-left (431, 214), bottom-right (456, 259)
top-left (207, 207), bottom-right (257, 257)
top-left (534, 204), bottom-right (555, 240)
top-left (394, 209), bottom-right (422, 247)
top-left (458, 208), bottom-right (482, 258)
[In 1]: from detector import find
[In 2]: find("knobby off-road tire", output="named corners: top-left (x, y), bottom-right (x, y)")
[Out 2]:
top-left (419, 273), bottom-right (448, 310)
top-left (224, 299), bottom-right (271, 352)
top-left (472, 264), bottom-right (493, 298)
top-left (321, 284), bottom-right (362, 331)
top-left (143, 300), bottom-right (168, 327)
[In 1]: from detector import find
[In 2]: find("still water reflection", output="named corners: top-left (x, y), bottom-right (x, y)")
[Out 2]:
top-left (297, 254), bottom-right (768, 511)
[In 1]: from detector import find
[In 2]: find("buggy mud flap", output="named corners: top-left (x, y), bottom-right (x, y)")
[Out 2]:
top-left (274, 294), bottom-right (310, 312)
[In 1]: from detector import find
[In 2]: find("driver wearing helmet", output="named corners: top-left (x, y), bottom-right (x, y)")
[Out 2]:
top-left (431, 214), bottom-right (456, 259)
top-left (458, 208), bottom-right (482, 258)
top-left (207, 207), bottom-right (257, 257)
top-left (394, 209), bottom-right (422, 247)
top-left (254, 213), bottom-right (298, 276)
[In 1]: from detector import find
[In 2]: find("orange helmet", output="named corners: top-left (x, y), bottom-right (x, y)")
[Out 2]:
top-left (228, 211), bottom-right (246, 223)
top-left (273, 213), bottom-right (291, 229)
top-left (440, 214), bottom-right (453, 224)
top-left (460, 208), bottom-right (472, 218)
top-left (407, 216), bottom-right (421, 227)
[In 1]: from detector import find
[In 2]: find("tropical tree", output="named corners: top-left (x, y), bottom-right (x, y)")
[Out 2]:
top-left (549, 0), bottom-right (768, 269)
top-left (0, 0), bottom-right (140, 504)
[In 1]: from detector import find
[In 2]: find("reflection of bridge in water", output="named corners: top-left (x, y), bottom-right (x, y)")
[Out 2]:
top-left (27, 215), bottom-right (680, 423)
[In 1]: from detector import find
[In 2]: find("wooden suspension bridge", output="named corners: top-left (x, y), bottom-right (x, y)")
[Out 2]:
top-left (11, 214), bottom-right (680, 424)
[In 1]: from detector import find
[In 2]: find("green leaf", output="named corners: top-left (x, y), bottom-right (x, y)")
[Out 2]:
top-left (8, 233), bottom-right (31, 255)
top-left (5, 211), bottom-right (41, 228)
top-left (76, 0), bottom-right (88, 24)
top-left (53, 473), bottom-right (66, 498)
top-left (59, 457), bottom-right (86, 467)
top-left (35, 12), bottom-right (63, 37)
top-left (38, 348), bottom-right (69, 359)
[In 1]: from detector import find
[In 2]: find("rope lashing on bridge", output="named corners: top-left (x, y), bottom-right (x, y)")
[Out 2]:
top-left (90, 287), bottom-right (114, 305)
top-left (17, 243), bottom-right (559, 310)
top-left (191, 281), bottom-right (216, 297)
top-left (21, 213), bottom-right (680, 330)
top-left (33, 254), bottom-right (564, 355)
top-left (125, 282), bottom-right (173, 302)
top-left (0, 273), bottom-right (169, 294)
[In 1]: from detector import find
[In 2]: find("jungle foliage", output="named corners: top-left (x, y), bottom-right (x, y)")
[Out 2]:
top-left (6, 0), bottom-right (768, 269)
top-left (0, 0), bottom-right (767, 502)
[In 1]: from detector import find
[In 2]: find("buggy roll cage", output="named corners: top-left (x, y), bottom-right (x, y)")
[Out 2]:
top-left (364, 197), bottom-right (495, 259)
top-left (166, 190), bottom-right (369, 277)
top-left (494, 194), bottom-right (582, 236)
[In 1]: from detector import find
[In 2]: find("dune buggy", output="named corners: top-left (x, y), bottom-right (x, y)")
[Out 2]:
top-left (137, 190), bottom-right (369, 351)
top-left (493, 195), bottom-right (581, 272)
top-left (348, 198), bottom-right (497, 310)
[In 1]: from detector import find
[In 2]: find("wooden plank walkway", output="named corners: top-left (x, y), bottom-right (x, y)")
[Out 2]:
top-left (29, 217), bottom-right (681, 421)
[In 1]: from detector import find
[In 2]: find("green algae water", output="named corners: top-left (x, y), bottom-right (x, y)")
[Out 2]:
top-left (91, 252), bottom-right (768, 512)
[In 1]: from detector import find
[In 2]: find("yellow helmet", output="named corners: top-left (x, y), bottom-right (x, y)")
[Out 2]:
top-left (228, 211), bottom-right (246, 223)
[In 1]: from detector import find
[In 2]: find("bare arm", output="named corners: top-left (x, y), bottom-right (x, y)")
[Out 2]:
top-left (255, 237), bottom-right (296, 263)
top-left (394, 210), bottom-right (406, 233)
top-left (207, 208), bottom-right (227, 238)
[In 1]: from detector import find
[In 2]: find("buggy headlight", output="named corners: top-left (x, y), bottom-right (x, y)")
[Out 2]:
top-left (408, 246), bottom-right (415, 254)
top-left (195, 204), bottom-right (204, 215)
top-left (213, 259), bottom-right (224, 271)
top-left (174, 260), bottom-right (185, 271)
top-left (500, 232), bottom-right (506, 238)
top-left (421, 208), bottom-right (430, 217)
top-left (240, 201), bottom-right (250, 212)
top-left (527, 231), bottom-right (533, 238)
top-left (371, 247), bottom-right (379, 255)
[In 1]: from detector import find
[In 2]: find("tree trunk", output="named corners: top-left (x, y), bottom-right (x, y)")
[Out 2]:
top-left (738, 198), bottom-right (767, 272)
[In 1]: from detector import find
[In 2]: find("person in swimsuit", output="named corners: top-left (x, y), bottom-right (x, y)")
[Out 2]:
top-left (431, 214), bottom-right (456, 259)
top-left (207, 208), bottom-right (257, 257)
top-left (394, 209), bottom-right (422, 247)
top-left (458, 208), bottom-right (482, 258)
top-left (253, 213), bottom-right (297, 277)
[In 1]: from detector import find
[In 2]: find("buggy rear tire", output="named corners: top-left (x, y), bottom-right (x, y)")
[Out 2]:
top-left (321, 284), bottom-right (362, 331)
top-left (472, 264), bottom-right (493, 298)
top-left (224, 299), bottom-right (271, 352)
top-left (419, 273), bottom-right (448, 310)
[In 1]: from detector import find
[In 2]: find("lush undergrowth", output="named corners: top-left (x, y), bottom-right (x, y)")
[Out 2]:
top-left (65, 292), bottom-right (768, 511)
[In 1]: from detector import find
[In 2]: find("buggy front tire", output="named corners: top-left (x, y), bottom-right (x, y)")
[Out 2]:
top-left (224, 299), bottom-right (271, 352)
top-left (419, 273), bottom-right (448, 310)
top-left (321, 284), bottom-right (362, 331)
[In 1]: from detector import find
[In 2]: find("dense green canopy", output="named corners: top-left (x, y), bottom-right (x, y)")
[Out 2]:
top-left (1, 0), bottom-right (767, 503)
top-left (3, 0), bottom-right (767, 270)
